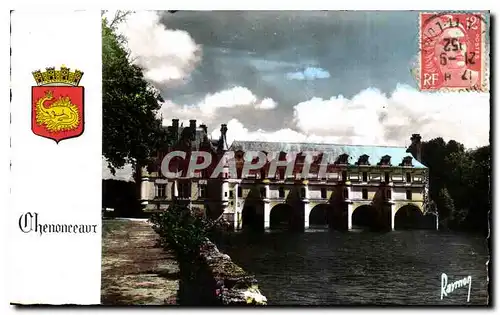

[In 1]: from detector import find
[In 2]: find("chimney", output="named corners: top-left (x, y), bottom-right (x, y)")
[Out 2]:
top-left (220, 124), bottom-right (227, 136)
top-left (190, 119), bottom-right (197, 129)
top-left (171, 119), bottom-right (179, 142)
top-left (200, 124), bottom-right (208, 134)
top-left (218, 124), bottom-right (229, 152)
top-left (189, 119), bottom-right (197, 140)
top-left (409, 133), bottom-right (422, 161)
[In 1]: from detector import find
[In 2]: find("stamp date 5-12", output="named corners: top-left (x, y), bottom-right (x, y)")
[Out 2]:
top-left (419, 12), bottom-right (488, 92)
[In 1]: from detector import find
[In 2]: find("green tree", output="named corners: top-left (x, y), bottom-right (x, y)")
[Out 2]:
top-left (102, 11), bottom-right (168, 176)
top-left (437, 186), bottom-right (455, 221)
top-left (421, 136), bottom-right (490, 234)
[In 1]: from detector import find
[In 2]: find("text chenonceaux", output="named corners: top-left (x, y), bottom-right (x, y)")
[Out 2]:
top-left (441, 273), bottom-right (472, 302)
top-left (160, 150), bottom-right (375, 179)
top-left (19, 212), bottom-right (98, 236)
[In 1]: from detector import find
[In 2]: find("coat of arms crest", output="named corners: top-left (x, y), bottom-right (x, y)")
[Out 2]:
top-left (31, 65), bottom-right (84, 143)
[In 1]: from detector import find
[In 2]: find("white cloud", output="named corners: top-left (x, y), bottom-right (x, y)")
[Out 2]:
top-left (160, 85), bottom-right (489, 153)
top-left (158, 86), bottom-right (277, 121)
top-left (210, 119), bottom-right (351, 150)
top-left (112, 11), bottom-right (202, 86)
top-left (255, 98), bottom-right (278, 110)
top-left (292, 84), bottom-right (490, 149)
top-left (199, 86), bottom-right (257, 114)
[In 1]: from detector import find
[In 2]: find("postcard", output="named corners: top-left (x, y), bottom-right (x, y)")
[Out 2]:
top-left (9, 10), bottom-right (490, 306)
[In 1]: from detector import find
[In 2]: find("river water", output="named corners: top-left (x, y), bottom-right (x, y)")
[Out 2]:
top-left (215, 229), bottom-right (489, 305)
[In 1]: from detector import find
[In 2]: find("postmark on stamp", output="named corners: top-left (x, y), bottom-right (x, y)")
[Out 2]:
top-left (417, 12), bottom-right (488, 92)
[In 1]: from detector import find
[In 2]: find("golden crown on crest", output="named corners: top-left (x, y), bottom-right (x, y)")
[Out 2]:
top-left (32, 65), bottom-right (84, 86)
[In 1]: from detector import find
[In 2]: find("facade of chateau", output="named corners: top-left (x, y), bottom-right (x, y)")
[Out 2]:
top-left (140, 119), bottom-right (434, 231)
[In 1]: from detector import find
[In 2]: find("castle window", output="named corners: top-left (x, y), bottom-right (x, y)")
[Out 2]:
top-left (237, 186), bottom-right (242, 198)
top-left (406, 172), bottom-right (412, 183)
top-left (406, 190), bottom-right (412, 200)
top-left (341, 171), bottom-right (347, 182)
top-left (362, 188), bottom-right (368, 199)
top-left (343, 187), bottom-right (349, 199)
top-left (229, 190), bottom-right (234, 198)
top-left (336, 153), bottom-right (349, 165)
top-left (224, 191), bottom-right (228, 197)
top-left (178, 182), bottom-right (190, 198)
top-left (260, 187), bottom-right (266, 198)
top-left (300, 188), bottom-right (306, 199)
top-left (357, 154), bottom-right (370, 166)
top-left (379, 155), bottom-right (391, 166)
top-left (362, 172), bottom-right (368, 182)
top-left (384, 172), bottom-right (390, 183)
top-left (402, 156), bottom-right (413, 167)
top-left (279, 187), bottom-right (285, 198)
top-left (199, 184), bottom-right (207, 198)
top-left (296, 153), bottom-right (306, 164)
top-left (321, 188), bottom-right (327, 199)
top-left (155, 184), bottom-right (166, 198)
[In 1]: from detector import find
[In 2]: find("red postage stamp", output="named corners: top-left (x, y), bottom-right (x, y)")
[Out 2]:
top-left (418, 12), bottom-right (488, 92)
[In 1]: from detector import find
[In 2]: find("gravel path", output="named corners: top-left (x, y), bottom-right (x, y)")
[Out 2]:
top-left (101, 219), bottom-right (179, 305)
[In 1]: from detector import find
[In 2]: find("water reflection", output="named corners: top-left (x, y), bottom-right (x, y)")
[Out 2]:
top-left (215, 230), bottom-right (489, 305)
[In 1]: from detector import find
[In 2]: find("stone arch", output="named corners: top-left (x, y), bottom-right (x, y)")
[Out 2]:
top-left (242, 202), bottom-right (264, 230)
top-left (351, 204), bottom-right (378, 230)
top-left (394, 204), bottom-right (424, 230)
top-left (309, 204), bottom-right (333, 227)
top-left (270, 203), bottom-right (295, 229)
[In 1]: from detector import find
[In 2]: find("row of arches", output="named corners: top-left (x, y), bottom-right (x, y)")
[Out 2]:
top-left (241, 203), bottom-right (424, 231)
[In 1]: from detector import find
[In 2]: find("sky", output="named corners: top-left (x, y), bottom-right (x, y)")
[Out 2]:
top-left (103, 10), bottom-right (490, 181)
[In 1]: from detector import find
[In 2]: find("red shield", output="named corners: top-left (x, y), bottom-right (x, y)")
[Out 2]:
top-left (32, 86), bottom-right (84, 143)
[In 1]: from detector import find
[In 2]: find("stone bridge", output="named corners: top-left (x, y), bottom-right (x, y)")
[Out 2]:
top-left (236, 198), bottom-right (436, 231)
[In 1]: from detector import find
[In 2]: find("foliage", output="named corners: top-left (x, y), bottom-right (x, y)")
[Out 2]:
top-left (437, 187), bottom-right (455, 220)
top-left (418, 138), bottom-right (490, 234)
top-left (102, 11), bottom-right (168, 175)
top-left (150, 204), bottom-right (219, 259)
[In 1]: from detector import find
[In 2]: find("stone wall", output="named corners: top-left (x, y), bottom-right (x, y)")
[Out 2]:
top-left (186, 239), bottom-right (267, 305)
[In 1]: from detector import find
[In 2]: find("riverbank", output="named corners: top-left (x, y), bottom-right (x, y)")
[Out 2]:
top-left (101, 219), bottom-right (179, 305)
top-left (101, 218), bottom-right (266, 305)
top-left (178, 239), bottom-right (267, 305)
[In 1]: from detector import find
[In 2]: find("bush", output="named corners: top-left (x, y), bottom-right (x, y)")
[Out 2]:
top-left (149, 204), bottom-right (231, 259)
top-left (150, 204), bottom-right (207, 259)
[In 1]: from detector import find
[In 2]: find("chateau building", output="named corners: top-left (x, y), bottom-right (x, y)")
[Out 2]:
top-left (140, 119), bottom-right (435, 231)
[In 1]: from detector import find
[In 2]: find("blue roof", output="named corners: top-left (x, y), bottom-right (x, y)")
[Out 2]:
top-left (229, 140), bottom-right (427, 169)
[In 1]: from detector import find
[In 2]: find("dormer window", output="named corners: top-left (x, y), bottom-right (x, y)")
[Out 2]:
top-left (379, 155), bottom-right (391, 166)
top-left (401, 156), bottom-right (413, 167)
top-left (296, 152), bottom-right (306, 164)
top-left (278, 151), bottom-right (287, 161)
top-left (314, 153), bottom-right (324, 164)
top-left (311, 153), bottom-right (324, 172)
top-left (336, 153), bottom-right (349, 165)
top-left (357, 154), bottom-right (370, 166)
